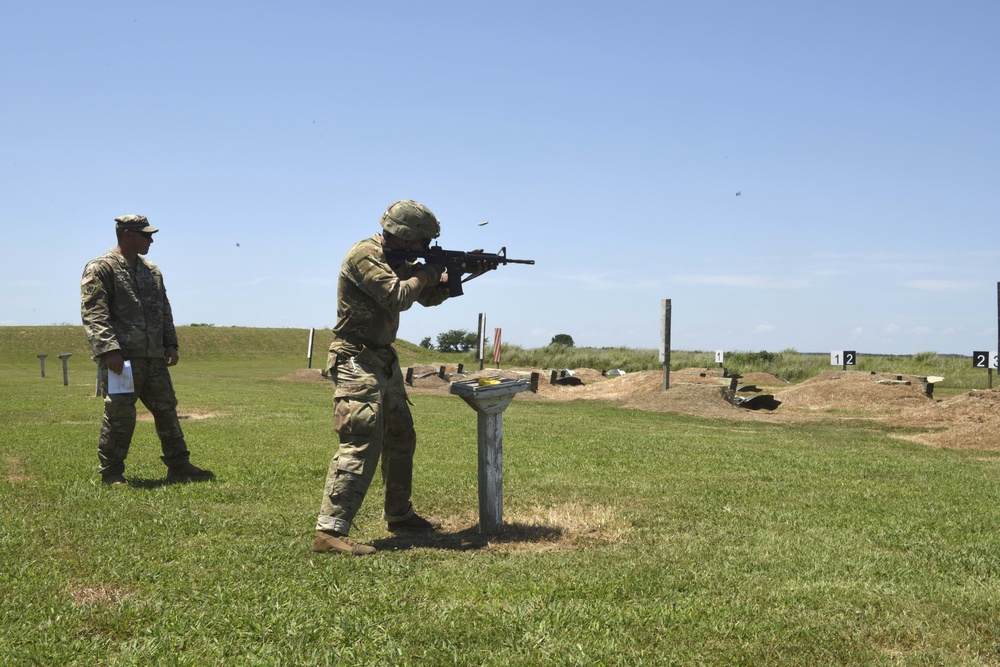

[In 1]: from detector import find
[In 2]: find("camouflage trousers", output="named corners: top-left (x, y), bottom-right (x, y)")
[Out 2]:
top-left (316, 344), bottom-right (417, 535)
top-left (97, 356), bottom-right (190, 476)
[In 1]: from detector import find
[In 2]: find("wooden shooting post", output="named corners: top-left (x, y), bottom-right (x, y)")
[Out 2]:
top-left (449, 377), bottom-right (529, 535)
top-left (307, 328), bottom-right (315, 369)
top-left (58, 353), bottom-right (71, 387)
top-left (37, 354), bottom-right (47, 378)
top-left (660, 299), bottom-right (671, 390)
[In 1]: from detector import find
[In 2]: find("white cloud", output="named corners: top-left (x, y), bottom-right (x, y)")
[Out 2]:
top-left (675, 274), bottom-right (807, 289)
top-left (559, 273), bottom-right (659, 290)
top-left (753, 324), bottom-right (777, 334)
top-left (906, 280), bottom-right (973, 292)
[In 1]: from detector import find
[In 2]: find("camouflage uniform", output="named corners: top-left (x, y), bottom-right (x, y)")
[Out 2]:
top-left (316, 235), bottom-right (449, 536)
top-left (81, 249), bottom-right (191, 476)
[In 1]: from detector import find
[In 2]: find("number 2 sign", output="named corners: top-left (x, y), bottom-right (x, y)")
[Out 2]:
top-left (972, 351), bottom-right (998, 369)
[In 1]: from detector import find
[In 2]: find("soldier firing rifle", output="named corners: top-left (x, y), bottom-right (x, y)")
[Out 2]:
top-left (383, 245), bottom-right (535, 297)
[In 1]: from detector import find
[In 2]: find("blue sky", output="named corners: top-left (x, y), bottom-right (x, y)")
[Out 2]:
top-left (3, 2), bottom-right (998, 355)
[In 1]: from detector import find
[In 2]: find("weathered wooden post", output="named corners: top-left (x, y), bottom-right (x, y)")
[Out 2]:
top-left (661, 299), bottom-right (671, 390)
top-left (307, 328), bottom-right (316, 369)
top-left (449, 378), bottom-right (529, 535)
top-left (37, 354), bottom-right (47, 378)
top-left (58, 353), bottom-right (72, 387)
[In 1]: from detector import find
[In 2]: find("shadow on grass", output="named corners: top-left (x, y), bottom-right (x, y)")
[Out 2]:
top-left (372, 522), bottom-right (564, 552)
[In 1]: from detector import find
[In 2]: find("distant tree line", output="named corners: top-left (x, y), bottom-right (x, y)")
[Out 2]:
top-left (419, 329), bottom-right (481, 352)
top-left (418, 331), bottom-right (575, 352)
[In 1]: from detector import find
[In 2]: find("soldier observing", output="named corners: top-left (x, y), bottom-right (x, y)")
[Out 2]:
top-left (313, 200), bottom-right (457, 555)
top-left (80, 215), bottom-right (213, 486)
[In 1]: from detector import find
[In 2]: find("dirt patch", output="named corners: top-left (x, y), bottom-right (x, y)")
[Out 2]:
top-left (4, 457), bottom-right (33, 483)
top-left (137, 410), bottom-right (227, 422)
top-left (498, 502), bottom-right (628, 549)
top-left (69, 585), bottom-right (133, 606)
top-left (371, 503), bottom-right (627, 553)
top-left (279, 368), bottom-right (332, 383)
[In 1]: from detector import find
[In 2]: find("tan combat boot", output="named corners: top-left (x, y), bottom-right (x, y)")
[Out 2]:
top-left (387, 513), bottom-right (441, 533)
top-left (166, 462), bottom-right (215, 482)
top-left (311, 531), bottom-right (376, 556)
top-left (101, 473), bottom-right (127, 487)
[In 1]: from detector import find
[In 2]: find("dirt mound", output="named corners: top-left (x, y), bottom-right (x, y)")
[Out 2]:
top-left (286, 362), bottom-right (1000, 450)
top-left (408, 367), bottom-right (758, 417)
top-left (775, 371), bottom-right (934, 415)
top-left (737, 372), bottom-right (789, 386)
top-left (624, 382), bottom-right (748, 418)
top-left (670, 367), bottom-right (731, 385)
top-left (888, 390), bottom-right (1000, 450)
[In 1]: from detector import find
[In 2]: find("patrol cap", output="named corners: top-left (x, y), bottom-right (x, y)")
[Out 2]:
top-left (114, 214), bottom-right (159, 234)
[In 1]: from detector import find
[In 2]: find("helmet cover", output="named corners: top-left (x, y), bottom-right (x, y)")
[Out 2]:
top-left (379, 200), bottom-right (440, 240)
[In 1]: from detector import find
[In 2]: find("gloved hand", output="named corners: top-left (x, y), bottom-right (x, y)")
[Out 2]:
top-left (463, 249), bottom-right (498, 277)
top-left (415, 263), bottom-right (442, 287)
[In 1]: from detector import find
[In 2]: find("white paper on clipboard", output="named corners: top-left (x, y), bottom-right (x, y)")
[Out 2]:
top-left (107, 360), bottom-right (135, 394)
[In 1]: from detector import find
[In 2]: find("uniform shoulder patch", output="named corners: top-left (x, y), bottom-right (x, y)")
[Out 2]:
top-left (81, 273), bottom-right (94, 286)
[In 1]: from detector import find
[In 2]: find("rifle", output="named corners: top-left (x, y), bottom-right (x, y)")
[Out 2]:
top-left (384, 245), bottom-right (534, 297)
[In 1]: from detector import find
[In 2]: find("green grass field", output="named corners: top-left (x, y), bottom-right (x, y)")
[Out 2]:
top-left (2, 327), bottom-right (999, 665)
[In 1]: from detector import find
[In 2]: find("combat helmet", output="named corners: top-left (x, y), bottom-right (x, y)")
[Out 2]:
top-left (380, 200), bottom-right (440, 241)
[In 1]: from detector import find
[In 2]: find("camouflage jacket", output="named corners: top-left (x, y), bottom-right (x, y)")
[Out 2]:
top-left (80, 250), bottom-right (178, 358)
top-left (331, 235), bottom-right (449, 351)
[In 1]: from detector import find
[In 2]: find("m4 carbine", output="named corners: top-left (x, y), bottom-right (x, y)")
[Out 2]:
top-left (384, 246), bottom-right (534, 297)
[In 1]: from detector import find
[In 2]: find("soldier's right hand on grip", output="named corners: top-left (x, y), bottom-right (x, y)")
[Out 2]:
top-left (415, 263), bottom-right (442, 287)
